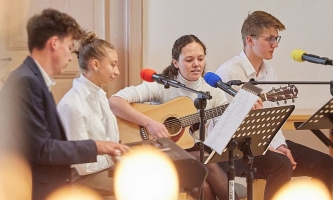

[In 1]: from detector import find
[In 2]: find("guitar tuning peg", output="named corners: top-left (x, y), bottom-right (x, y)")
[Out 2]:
top-left (292, 98), bottom-right (295, 103)
top-left (284, 100), bottom-right (287, 104)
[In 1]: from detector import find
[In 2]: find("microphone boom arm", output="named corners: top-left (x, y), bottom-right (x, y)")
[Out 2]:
top-left (160, 78), bottom-right (212, 100)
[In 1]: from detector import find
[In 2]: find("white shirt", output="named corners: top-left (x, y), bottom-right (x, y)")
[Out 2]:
top-left (216, 50), bottom-right (287, 149)
top-left (33, 59), bottom-right (56, 91)
top-left (57, 74), bottom-right (119, 175)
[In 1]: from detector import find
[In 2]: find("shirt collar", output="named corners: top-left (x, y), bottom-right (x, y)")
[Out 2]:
top-left (75, 74), bottom-right (106, 99)
top-left (33, 59), bottom-right (56, 92)
top-left (239, 50), bottom-right (268, 79)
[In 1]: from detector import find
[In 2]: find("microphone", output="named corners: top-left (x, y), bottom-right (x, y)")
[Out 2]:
top-left (140, 68), bottom-right (185, 87)
top-left (204, 72), bottom-right (237, 97)
top-left (291, 49), bottom-right (333, 65)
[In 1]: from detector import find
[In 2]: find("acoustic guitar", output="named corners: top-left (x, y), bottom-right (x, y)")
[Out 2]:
top-left (117, 85), bottom-right (298, 149)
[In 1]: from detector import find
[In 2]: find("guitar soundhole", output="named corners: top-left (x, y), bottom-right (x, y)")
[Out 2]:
top-left (164, 117), bottom-right (181, 135)
top-left (164, 117), bottom-right (184, 143)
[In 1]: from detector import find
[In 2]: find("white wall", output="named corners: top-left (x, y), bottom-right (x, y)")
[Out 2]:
top-left (143, 0), bottom-right (333, 114)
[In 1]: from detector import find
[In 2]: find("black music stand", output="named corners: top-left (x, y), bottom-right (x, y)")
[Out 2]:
top-left (205, 105), bottom-right (295, 200)
top-left (294, 98), bottom-right (333, 148)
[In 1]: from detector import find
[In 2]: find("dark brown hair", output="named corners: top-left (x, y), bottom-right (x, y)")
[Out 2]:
top-left (26, 8), bottom-right (85, 52)
top-left (161, 34), bottom-right (206, 78)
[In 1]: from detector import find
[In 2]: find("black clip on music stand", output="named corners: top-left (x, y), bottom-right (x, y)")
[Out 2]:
top-left (205, 105), bottom-right (295, 200)
top-left (294, 98), bottom-right (333, 148)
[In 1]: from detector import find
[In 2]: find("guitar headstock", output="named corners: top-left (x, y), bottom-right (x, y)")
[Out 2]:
top-left (260, 84), bottom-right (298, 104)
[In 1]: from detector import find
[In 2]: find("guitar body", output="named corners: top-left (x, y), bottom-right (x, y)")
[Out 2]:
top-left (117, 97), bottom-right (196, 149)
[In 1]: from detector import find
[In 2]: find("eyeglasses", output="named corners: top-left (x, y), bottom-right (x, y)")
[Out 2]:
top-left (250, 35), bottom-right (281, 45)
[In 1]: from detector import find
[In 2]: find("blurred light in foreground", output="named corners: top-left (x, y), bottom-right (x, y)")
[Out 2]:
top-left (46, 185), bottom-right (102, 200)
top-left (114, 146), bottom-right (179, 200)
top-left (0, 154), bottom-right (31, 200)
top-left (272, 178), bottom-right (331, 200)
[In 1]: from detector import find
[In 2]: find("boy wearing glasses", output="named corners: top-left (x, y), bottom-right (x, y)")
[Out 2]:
top-left (216, 10), bottom-right (333, 200)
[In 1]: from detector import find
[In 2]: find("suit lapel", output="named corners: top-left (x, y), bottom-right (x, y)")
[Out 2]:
top-left (24, 56), bottom-right (67, 140)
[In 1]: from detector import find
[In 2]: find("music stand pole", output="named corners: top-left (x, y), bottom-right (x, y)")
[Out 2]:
top-left (240, 138), bottom-right (255, 200)
top-left (227, 140), bottom-right (238, 200)
top-left (194, 92), bottom-right (210, 200)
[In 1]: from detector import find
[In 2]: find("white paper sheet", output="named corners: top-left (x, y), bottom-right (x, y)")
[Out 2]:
top-left (204, 88), bottom-right (259, 155)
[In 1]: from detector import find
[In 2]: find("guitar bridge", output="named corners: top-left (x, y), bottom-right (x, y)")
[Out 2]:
top-left (140, 126), bottom-right (149, 140)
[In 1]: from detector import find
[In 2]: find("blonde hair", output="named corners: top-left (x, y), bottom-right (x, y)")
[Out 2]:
top-left (241, 11), bottom-right (285, 46)
top-left (73, 31), bottom-right (115, 70)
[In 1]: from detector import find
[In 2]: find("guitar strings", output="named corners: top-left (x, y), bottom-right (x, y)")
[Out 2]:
top-left (162, 105), bottom-right (228, 129)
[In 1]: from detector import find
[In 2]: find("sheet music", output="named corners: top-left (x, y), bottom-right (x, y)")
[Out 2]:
top-left (204, 88), bottom-right (259, 155)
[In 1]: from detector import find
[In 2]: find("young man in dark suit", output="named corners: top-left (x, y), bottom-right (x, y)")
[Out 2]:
top-left (0, 8), bottom-right (129, 200)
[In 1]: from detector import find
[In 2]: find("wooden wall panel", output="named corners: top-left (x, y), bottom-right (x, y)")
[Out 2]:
top-left (2, 0), bottom-right (106, 103)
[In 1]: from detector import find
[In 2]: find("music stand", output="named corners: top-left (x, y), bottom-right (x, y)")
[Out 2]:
top-left (205, 105), bottom-right (295, 200)
top-left (294, 98), bottom-right (333, 148)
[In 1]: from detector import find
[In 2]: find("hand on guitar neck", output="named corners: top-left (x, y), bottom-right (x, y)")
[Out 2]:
top-left (252, 98), bottom-right (264, 110)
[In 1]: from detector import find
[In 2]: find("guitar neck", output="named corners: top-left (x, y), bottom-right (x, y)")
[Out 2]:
top-left (178, 84), bottom-right (298, 127)
top-left (180, 104), bottom-right (229, 127)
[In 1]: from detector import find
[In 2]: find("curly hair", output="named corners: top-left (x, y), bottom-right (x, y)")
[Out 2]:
top-left (26, 8), bottom-right (85, 52)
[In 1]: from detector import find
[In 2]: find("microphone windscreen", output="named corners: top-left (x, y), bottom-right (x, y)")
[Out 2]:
top-left (291, 49), bottom-right (306, 62)
top-left (140, 68), bottom-right (156, 82)
top-left (204, 72), bottom-right (221, 87)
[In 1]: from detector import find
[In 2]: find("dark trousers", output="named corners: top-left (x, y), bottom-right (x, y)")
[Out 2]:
top-left (219, 140), bottom-right (333, 200)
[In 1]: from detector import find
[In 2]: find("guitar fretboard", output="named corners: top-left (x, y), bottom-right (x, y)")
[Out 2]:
top-left (180, 104), bottom-right (229, 127)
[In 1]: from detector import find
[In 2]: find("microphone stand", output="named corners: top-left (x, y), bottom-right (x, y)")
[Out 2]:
top-left (227, 80), bottom-right (333, 96)
top-left (194, 93), bottom-right (208, 200)
top-left (160, 78), bottom-right (211, 200)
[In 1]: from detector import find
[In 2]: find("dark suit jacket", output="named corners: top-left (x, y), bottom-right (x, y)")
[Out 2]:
top-left (0, 56), bottom-right (98, 200)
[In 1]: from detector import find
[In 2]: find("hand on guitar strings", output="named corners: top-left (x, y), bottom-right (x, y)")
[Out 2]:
top-left (145, 118), bottom-right (170, 139)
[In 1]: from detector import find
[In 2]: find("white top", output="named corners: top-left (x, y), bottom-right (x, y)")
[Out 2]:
top-left (113, 73), bottom-right (228, 140)
top-left (57, 74), bottom-right (119, 175)
top-left (33, 59), bottom-right (56, 91)
top-left (216, 50), bottom-right (287, 149)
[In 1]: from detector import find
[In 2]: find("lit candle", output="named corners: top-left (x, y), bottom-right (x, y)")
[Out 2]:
top-left (114, 146), bottom-right (179, 200)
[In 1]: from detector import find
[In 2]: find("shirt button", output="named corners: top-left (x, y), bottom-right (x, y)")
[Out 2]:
top-left (65, 178), bottom-right (70, 183)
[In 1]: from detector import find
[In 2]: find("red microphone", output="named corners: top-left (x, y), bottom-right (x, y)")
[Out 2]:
top-left (140, 68), bottom-right (185, 88)
top-left (140, 68), bottom-right (156, 82)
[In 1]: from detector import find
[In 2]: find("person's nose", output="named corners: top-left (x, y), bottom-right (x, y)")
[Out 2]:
top-left (193, 59), bottom-right (199, 66)
top-left (114, 66), bottom-right (120, 75)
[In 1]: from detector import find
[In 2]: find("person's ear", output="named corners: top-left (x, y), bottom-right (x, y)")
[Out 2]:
top-left (91, 59), bottom-right (99, 72)
top-left (246, 35), bottom-right (254, 47)
top-left (48, 36), bottom-right (59, 50)
top-left (172, 59), bottom-right (179, 69)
